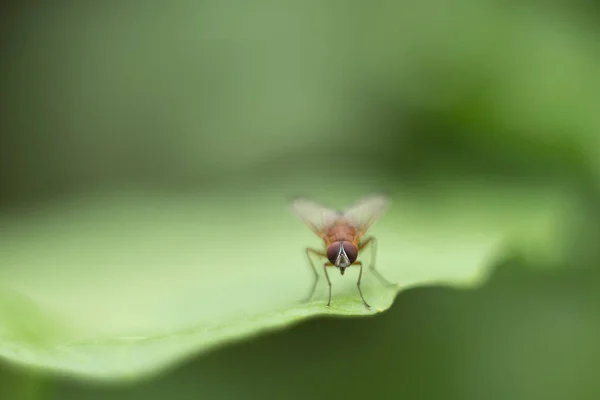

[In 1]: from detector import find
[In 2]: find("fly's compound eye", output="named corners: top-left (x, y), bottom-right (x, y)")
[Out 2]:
top-left (326, 242), bottom-right (341, 264)
top-left (342, 241), bottom-right (358, 264)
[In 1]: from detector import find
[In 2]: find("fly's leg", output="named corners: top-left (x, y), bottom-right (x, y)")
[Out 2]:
top-left (359, 236), bottom-right (397, 288)
top-left (324, 262), bottom-right (333, 307)
top-left (303, 247), bottom-right (326, 303)
top-left (355, 261), bottom-right (370, 308)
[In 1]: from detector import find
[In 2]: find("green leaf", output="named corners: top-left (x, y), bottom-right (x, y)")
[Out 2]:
top-left (0, 174), bottom-right (571, 381)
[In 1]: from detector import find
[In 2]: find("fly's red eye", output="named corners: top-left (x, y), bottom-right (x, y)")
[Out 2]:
top-left (342, 242), bottom-right (358, 264)
top-left (327, 242), bottom-right (341, 264)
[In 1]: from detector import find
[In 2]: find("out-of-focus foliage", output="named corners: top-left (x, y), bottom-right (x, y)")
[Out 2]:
top-left (1, 0), bottom-right (600, 399)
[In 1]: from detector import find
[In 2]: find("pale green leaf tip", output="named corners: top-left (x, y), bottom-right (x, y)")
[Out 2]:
top-left (0, 268), bottom-right (490, 383)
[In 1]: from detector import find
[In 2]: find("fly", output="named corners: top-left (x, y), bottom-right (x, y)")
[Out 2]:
top-left (291, 194), bottom-right (396, 308)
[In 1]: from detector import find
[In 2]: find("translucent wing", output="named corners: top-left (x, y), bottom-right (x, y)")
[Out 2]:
top-left (291, 197), bottom-right (343, 237)
top-left (343, 194), bottom-right (390, 235)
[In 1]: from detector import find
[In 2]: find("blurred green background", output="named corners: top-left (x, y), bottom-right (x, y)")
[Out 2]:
top-left (2, 0), bottom-right (600, 399)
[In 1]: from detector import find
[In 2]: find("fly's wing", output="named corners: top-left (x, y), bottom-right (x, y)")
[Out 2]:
top-left (291, 197), bottom-right (342, 238)
top-left (343, 194), bottom-right (390, 236)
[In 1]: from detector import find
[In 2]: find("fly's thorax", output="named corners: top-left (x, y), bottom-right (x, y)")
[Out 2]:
top-left (325, 221), bottom-right (358, 243)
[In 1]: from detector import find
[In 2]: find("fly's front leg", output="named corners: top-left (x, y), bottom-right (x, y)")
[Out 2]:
top-left (355, 261), bottom-right (370, 309)
top-left (303, 247), bottom-right (326, 303)
top-left (323, 262), bottom-right (333, 307)
top-left (359, 236), bottom-right (397, 288)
